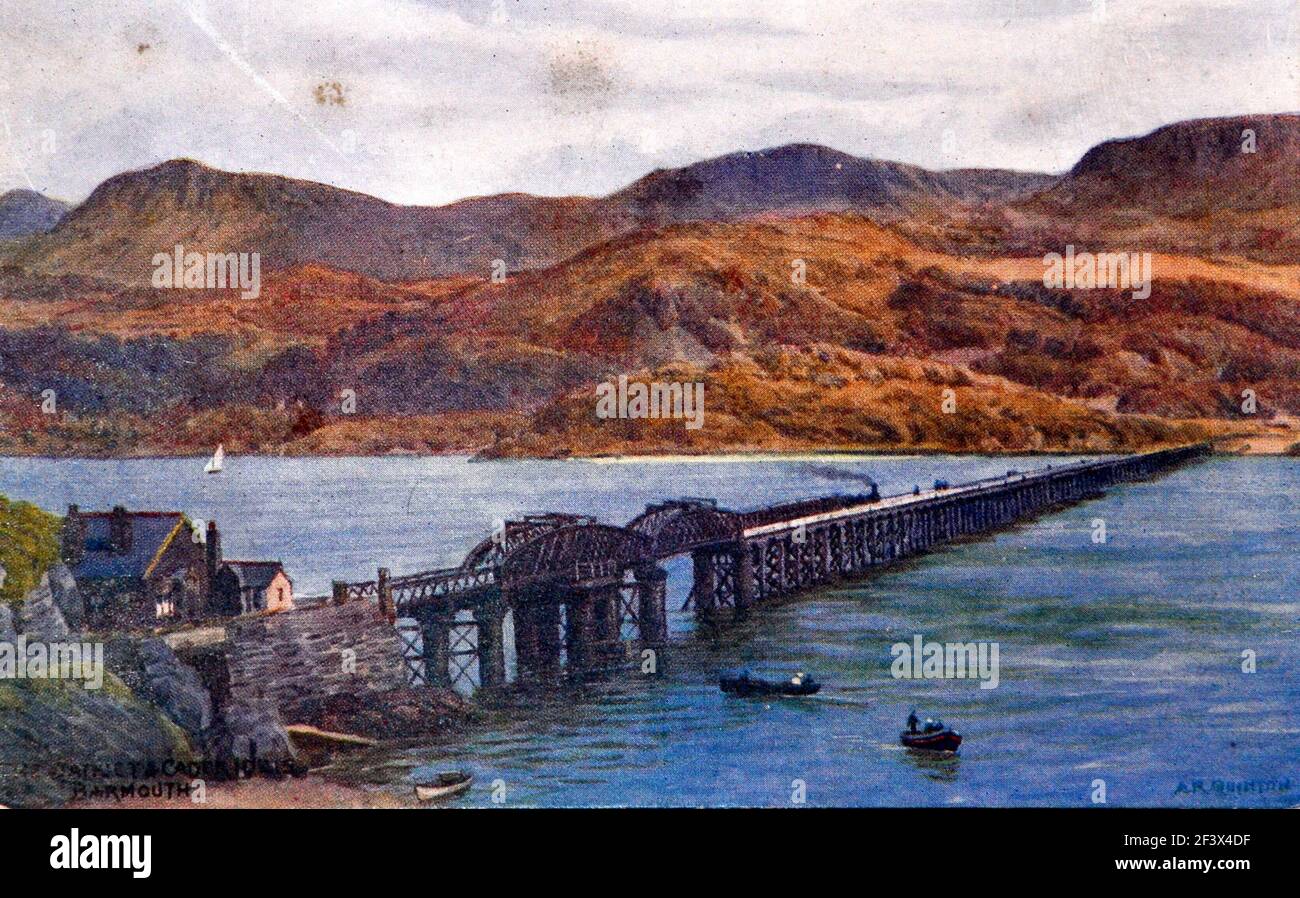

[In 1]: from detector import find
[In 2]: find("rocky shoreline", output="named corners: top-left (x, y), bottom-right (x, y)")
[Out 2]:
top-left (0, 562), bottom-right (468, 808)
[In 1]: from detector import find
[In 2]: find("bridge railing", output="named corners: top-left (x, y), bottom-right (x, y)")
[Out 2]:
top-left (391, 565), bottom-right (497, 608)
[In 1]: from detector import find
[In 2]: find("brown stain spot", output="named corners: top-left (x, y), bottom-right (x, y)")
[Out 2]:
top-left (547, 46), bottom-right (615, 101)
top-left (314, 81), bottom-right (348, 107)
top-left (137, 43), bottom-right (151, 54)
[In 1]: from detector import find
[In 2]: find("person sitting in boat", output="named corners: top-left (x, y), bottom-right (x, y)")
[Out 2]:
top-left (907, 710), bottom-right (920, 734)
top-left (923, 717), bottom-right (941, 733)
top-left (790, 671), bottom-right (805, 686)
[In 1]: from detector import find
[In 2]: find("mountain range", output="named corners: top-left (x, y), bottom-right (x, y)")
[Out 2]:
top-left (1, 112), bottom-right (1297, 458)
top-left (1, 143), bottom-right (1055, 282)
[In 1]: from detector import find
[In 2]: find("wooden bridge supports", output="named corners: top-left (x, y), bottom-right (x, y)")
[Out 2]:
top-left (690, 547), bottom-right (748, 620)
top-left (734, 546), bottom-right (756, 614)
top-left (377, 567), bottom-right (395, 623)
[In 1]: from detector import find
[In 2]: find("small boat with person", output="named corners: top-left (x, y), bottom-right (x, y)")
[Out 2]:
top-left (720, 668), bottom-right (821, 697)
top-left (412, 770), bottom-right (473, 802)
top-left (900, 710), bottom-right (962, 752)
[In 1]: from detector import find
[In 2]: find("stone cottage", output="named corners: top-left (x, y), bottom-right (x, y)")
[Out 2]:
top-left (213, 561), bottom-right (294, 615)
top-left (61, 505), bottom-right (219, 630)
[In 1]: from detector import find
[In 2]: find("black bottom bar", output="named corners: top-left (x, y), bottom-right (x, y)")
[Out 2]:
top-left (3, 806), bottom-right (1282, 884)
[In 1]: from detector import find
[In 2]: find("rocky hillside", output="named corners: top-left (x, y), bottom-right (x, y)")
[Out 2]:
top-left (0, 188), bottom-right (68, 239)
top-left (1035, 113), bottom-right (1300, 215)
top-left (0, 559), bottom-right (197, 808)
top-left (0, 113), bottom-right (1296, 456)
top-left (922, 114), bottom-right (1300, 264)
top-left (610, 143), bottom-right (1052, 225)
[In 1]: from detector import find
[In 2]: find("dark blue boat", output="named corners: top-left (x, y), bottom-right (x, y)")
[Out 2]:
top-left (720, 669), bottom-right (821, 697)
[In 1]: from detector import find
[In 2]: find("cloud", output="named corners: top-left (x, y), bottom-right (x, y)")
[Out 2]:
top-left (0, 0), bottom-right (1294, 205)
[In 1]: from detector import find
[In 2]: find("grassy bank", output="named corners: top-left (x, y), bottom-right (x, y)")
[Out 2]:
top-left (0, 493), bottom-right (60, 605)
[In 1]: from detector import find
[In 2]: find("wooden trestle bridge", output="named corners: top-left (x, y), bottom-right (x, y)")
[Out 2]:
top-left (333, 443), bottom-right (1210, 691)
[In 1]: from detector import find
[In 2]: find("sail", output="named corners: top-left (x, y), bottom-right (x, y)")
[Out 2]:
top-left (205, 444), bottom-right (224, 473)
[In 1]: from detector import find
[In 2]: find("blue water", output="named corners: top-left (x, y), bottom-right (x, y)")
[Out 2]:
top-left (1, 454), bottom-right (1296, 807)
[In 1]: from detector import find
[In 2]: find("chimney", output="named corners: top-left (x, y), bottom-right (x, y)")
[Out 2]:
top-left (206, 519), bottom-right (222, 587)
top-left (60, 504), bottom-right (85, 566)
top-left (109, 505), bottom-right (132, 554)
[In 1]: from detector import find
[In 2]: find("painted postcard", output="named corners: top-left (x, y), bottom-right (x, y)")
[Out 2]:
top-left (0, 0), bottom-right (1297, 838)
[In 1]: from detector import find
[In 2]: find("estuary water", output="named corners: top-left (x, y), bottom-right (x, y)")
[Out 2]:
top-left (1, 453), bottom-right (1295, 807)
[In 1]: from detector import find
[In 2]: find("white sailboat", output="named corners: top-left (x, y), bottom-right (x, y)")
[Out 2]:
top-left (204, 444), bottom-right (225, 474)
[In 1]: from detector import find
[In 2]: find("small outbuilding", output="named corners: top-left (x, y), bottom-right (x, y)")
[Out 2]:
top-left (215, 561), bottom-right (294, 615)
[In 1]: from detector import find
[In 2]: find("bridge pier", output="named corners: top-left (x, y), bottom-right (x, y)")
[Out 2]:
top-left (635, 564), bottom-right (668, 645)
top-left (564, 591), bottom-right (597, 673)
top-left (512, 600), bottom-right (541, 679)
top-left (513, 591), bottom-right (592, 680)
top-left (591, 583), bottom-right (625, 665)
top-left (514, 597), bottom-right (565, 681)
top-left (691, 549), bottom-right (718, 619)
top-left (417, 611), bottom-right (453, 688)
top-left (476, 599), bottom-right (506, 689)
top-left (537, 602), bottom-right (564, 674)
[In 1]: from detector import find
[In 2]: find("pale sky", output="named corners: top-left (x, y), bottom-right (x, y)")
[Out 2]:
top-left (1, 0), bottom-right (1296, 206)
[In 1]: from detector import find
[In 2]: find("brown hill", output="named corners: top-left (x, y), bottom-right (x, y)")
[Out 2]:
top-left (918, 113), bottom-right (1300, 263)
top-left (610, 143), bottom-right (1052, 225)
top-left (2, 146), bottom-right (1050, 285)
top-left (324, 213), bottom-right (1300, 431)
top-left (1034, 113), bottom-right (1300, 215)
top-left (1, 159), bottom-right (629, 283)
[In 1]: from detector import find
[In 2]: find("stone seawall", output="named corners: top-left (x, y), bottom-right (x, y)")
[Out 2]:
top-left (226, 600), bottom-right (407, 719)
top-left (223, 599), bottom-right (465, 739)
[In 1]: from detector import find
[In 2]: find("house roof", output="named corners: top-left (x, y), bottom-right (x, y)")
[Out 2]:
top-left (71, 512), bottom-right (189, 580)
top-left (223, 560), bottom-right (289, 593)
